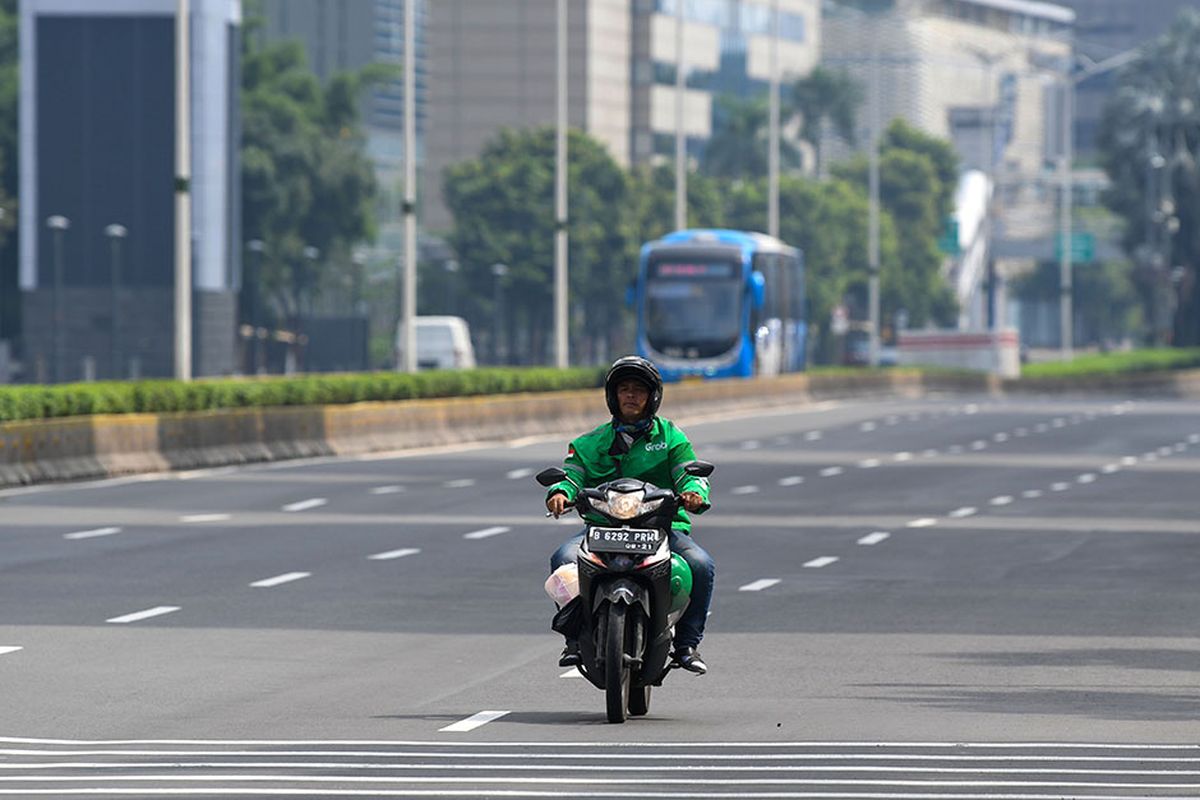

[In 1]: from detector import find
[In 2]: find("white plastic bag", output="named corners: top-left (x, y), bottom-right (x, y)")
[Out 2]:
top-left (543, 563), bottom-right (580, 606)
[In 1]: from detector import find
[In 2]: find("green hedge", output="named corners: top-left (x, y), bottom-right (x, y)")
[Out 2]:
top-left (1018, 348), bottom-right (1200, 379)
top-left (0, 367), bottom-right (607, 423)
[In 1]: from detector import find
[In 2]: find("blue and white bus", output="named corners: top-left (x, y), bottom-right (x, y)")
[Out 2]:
top-left (633, 229), bottom-right (807, 381)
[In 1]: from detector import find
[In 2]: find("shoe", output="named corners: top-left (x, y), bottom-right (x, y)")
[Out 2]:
top-left (558, 640), bottom-right (581, 668)
top-left (673, 646), bottom-right (707, 674)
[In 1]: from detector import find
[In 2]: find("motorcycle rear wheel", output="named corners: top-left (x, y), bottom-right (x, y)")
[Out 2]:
top-left (604, 603), bottom-right (631, 724)
top-left (628, 685), bottom-right (651, 716)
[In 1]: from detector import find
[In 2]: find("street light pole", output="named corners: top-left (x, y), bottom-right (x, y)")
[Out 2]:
top-left (674, 0), bottom-right (686, 230)
top-left (768, 0), bottom-right (780, 238)
top-left (246, 239), bottom-right (266, 374)
top-left (867, 13), bottom-right (881, 368)
top-left (174, 0), bottom-right (192, 381)
top-left (555, 0), bottom-right (569, 368)
top-left (1058, 71), bottom-right (1074, 358)
top-left (401, 0), bottom-right (417, 373)
top-left (46, 215), bottom-right (69, 383)
top-left (105, 224), bottom-right (128, 379)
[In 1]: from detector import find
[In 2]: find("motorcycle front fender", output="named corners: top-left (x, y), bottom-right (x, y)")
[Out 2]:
top-left (592, 577), bottom-right (651, 620)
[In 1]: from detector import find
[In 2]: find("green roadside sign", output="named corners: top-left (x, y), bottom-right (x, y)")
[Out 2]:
top-left (937, 217), bottom-right (960, 255)
top-left (1055, 232), bottom-right (1095, 262)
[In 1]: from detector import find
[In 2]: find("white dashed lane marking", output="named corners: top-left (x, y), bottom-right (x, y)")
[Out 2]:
top-left (1102, 464), bottom-right (1120, 474)
top-left (179, 514), bottom-right (231, 523)
top-left (505, 468), bottom-right (534, 480)
top-left (63, 527), bottom-right (121, 540)
top-left (738, 578), bottom-right (781, 592)
top-left (948, 507), bottom-right (977, 518)
top-left (819, 467), bottom-right (844, 478)
top-left (0, 647), bottom-right (23, 656)
top-left (731, 485), bottom-right (760, 495)
top-left (250, 572), bottom-right (311, 588)
top-left (1051, 482), bottom-right (1071, 492)
top-left (439, 710), bottom-right (510, 733)
top-left (106, 606), bottom-right (180, 624)
top-left (857, 532), bottom-right (890, 546)
top-left (893, 452), bottom-right (913, 462)
top-left (560, 668), bottom-right (584, 679)
top-left (1077, 473), bottom-right (1097, 484)
top-left (858, 458), bottom-right (882, 469)
top-left (282, 498), bottom-right (327, 513)
top-left (368, 548), bottom-right (421, 561)
top-left (444, 479), bottom-right (476, 489)
top-left (907, 518), bottom-right (938, 528)
top-left (464, 526), bottom-right (511, 540)
top-left (1121, 456), bottom-right (1138, 466)
top-left (803, 431), bottom-right (822, 441)
top-left (778, 476), bottom-right (805, 487)
top-left (860, 422), bottom-right (877, 432)
top-left (1022, 489), bottom-right (1044, 499)
top-left (369, 485), bottom-right (405, 495)
top-left (803, 556), bottom-right (839, 568)
top-left (990, 496), bottom-right (1013, 506)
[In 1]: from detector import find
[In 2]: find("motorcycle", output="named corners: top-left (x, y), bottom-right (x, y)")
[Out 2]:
top-left (536, 460), bottom-right (714, 723)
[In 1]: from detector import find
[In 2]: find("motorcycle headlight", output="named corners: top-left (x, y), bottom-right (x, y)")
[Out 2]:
top-left (591, 489), bottom-right (665, 520)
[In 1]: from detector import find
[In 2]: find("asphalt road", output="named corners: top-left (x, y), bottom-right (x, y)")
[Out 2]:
top-left (2, 393), bottom-right (1199, 798)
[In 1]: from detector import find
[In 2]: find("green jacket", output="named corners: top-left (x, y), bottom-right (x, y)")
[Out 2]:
top-left (546, 417), bottom-right (711, 532)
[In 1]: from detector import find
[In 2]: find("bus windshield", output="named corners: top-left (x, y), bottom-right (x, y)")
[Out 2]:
top-left (644, 260), bottom-right (742, 358)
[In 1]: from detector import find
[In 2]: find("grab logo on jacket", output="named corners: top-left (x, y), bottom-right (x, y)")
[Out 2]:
top-left (644, 441), bottom-right (668, 452)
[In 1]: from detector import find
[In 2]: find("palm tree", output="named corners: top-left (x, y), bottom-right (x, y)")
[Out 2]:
top-left (790, 67), bottom-right (864, 177)
top-left (700, 94), bottom-right (801, 181)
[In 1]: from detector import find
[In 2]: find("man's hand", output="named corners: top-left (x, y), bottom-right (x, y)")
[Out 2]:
top-left (680, 491), bottom-right (705, 513)
top-left (546, 493), bottom-right (569, 517)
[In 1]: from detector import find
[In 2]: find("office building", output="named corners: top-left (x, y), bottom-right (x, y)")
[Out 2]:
top-left (19, 0), bottom-right (241, 381)
top-left (424, 0), bottom-right (821, 230)
top-left (260, 0), bottom-right (427, 253)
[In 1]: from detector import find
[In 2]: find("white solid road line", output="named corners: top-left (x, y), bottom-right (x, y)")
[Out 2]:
top-left (906, 518), bottom-right (938, 528)
top-left (368, 548), bottom-right (421, 561)
top-left (0, 647), bottom-right (22, 656)
top-left (738, 578), bottom-right (781, 591)
top-left (948, 507), bottom-right (977, 518)
top-left (444, 479), bottom-right (476, 489)
top-left (250, 572), bottom-right (311, 588)
top-left (282, 498), bottom-right (327, 513)
top-left (369, 485), bottom-right (404, 495)
top-left (439, 710), bottom-right (510, 732)
top-left (731, 485), bottom-right (760, 495)
top-left (778, 476), bottom-right (805, 487)
top-left (464, 526), bottom-right (510, 540)
top-left (179, 514), bottom-right (231, 523)
top-left (106, 606), bottom-right (181, 624)
top-left (857, 532), bottom-right (890, 546)
top-left (63, 527), bottom-right (121, 540)
top-left (505, 468), bottom-right (534, 480)
top-left (819, 467), bottom-right (843, 477)
top-left (803, 557), bottom-right (839, 568)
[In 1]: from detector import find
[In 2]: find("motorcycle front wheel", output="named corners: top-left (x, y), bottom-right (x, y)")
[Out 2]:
top-left (604, 603), bottom-right (631, 723)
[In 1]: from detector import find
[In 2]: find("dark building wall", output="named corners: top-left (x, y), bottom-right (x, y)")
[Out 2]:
top-left (36, 16), bottom-right (176, 289)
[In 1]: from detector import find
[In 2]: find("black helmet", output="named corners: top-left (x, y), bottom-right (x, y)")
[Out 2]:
top-left (605, 355), bottom-right (663, 419)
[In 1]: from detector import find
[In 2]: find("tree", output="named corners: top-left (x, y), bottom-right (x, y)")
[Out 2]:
top-left (240, 22), bottom-right (385, 329)
top-left (700, 94), bottom-right (800, 180)
top-left (831, 120), bottom-right (959, 332)
top-left (789, 67), bottom-right (863, 177)
top-left (1098, 8), bottom-right (1200, 346)
top-left (443, 128), bottom-right (635, 365)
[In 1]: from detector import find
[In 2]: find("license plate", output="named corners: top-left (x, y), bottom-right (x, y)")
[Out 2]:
top-left (587, 527), bottom-right (665, 555)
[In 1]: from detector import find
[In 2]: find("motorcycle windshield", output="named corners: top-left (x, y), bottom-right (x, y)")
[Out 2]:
top-left (644, 277), bottom-right (743, 359)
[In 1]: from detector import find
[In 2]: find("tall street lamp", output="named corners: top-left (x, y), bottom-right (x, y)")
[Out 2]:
top-left (104, 224), bottom-right (128, 379)
top-left (46, 214), bottom-right (70, 383)
top-left (246, 239), bottom-right (266, 374)
top-left (674, 0), bottom-right (686, 230)
top-left (491, 262), bottom-right (508, 365)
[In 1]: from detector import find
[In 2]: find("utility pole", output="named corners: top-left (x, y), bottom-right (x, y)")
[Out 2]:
top-left (867, 13), bottom-right (881, 367)
top-left (768, 0), bottom-right (780, 238)
top-left (554, 0), bottom-right (569, 368)
top-left (401, 0), bottom-right (417, 372)
top-left (174, 0), bottom-right (192, 381)
top-left (674, 1), bottom-right (686, 230)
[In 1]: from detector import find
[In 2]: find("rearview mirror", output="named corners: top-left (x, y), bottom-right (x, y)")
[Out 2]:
top-left (682, 460), bottom-right (714, 478)
top-left (750, 271), bottom-right (765, 310)
top-left (535, 467), bottom-right (568, 486)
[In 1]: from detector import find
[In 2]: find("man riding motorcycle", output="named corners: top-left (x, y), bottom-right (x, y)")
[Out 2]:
top-left (546, 355), bottom-right (715, 674)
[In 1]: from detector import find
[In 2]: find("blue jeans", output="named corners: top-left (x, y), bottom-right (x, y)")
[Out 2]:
top-left (550, 529), bottom-right (715, 650)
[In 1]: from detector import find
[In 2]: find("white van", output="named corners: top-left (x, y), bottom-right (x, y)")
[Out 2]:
top-left (396, 316), bottom-right (477, 370)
